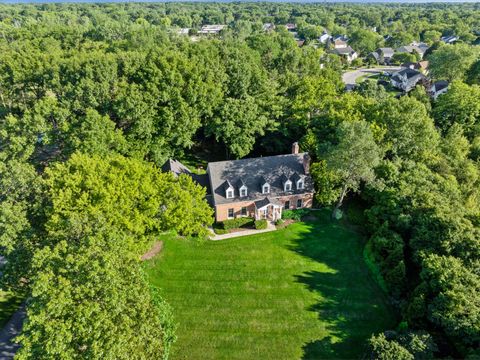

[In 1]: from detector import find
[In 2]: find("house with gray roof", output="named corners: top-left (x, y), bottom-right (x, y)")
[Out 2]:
top-left (391, 68), bottom-right (426, 92)
top-left (162, 143), bottom-right (314, 222)
top-left (330, 46), bottom-right (358, 63)
top-left (370, 47), bottom-right (395, 64)
top-left (430, 80), bottom-right (449, 99)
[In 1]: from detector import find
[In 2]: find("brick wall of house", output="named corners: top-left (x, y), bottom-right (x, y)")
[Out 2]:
top-left (214, 193), bottom-right (314, 222)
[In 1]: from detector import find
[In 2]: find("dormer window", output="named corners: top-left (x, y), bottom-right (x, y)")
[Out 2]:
top-left (226, 188), bottom-right (234, 199)
top-left (262, 183), bottom-right (270, 194)
top-left (284, 181), bottom-right (292, 192)
top-left (240, 185), bottom-right (247, 197)
top-left (297, 180), bottom-right (304, 190)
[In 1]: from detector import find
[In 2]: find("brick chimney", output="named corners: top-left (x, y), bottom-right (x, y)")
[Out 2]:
top-left (303, 153), bottom-right (310, 174)
top-left (292, 142), bottom-right (300, 154)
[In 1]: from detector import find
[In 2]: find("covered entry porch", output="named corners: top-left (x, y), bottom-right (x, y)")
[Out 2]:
top-left (254, 197), bottom-right (282, 221)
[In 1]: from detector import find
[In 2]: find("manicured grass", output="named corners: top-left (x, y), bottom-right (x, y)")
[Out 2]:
top-left (145, 210), bottom-right (396, 360)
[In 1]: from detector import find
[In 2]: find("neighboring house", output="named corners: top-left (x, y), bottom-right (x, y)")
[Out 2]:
top-left (161, 159), bottom-right (213, 205)
top-left (402, 60), bottom-right (429, 73)
top-left (162, 143), bottom-right (314, 222)
top-left (441, 35), bottom-right (458, 44)
top-left (413, 42), bottom-right (430, 53)
top-left (371, 47), bottom-right (395, 64)
top-left (198, 25), bottom-right (226, 35)
top-left (391, 68), bottom-right (426, 92)
top-left (319, 32), bottom-right (330, 44)
top-left (368, 51), bottom-right (381, 63)
top-left (285, 23), bottom-right (297, 31)
top-left (333, 39), bottom-right (347, 49)
top-left (430, 80), bottom-right (449, 99)
top-left (332, 35), bottom-right (348, 49)
top-left (176, 28), bottom-right (190, 35)
top-left (330, 46), bottom-right (358, 63)
top-left (263, 23), bottom-right (275, 32)
top-left (396, 45), bottom-right (425, 59)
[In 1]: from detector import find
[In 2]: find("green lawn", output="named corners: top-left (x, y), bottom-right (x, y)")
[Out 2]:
top-left (145, 210), bottom-right (396, 360)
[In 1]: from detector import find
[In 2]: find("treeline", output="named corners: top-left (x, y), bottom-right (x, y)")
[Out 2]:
top-left (307, 82), bottom-right (480, 357)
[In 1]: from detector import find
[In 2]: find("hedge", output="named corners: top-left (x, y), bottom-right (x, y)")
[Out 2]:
top-left (282, 209), bottom-right (311, 221)
top-left (254, 219), bottom-right (268, 230)
top-left (220, 217), bottom-right (254, 230)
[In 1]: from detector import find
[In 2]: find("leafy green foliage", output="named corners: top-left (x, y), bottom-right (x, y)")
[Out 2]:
top-left (326, 120), bottom-right (382, 215)
top-left (219, 217), bottom-right (254, 230)
top-left (254, 219), bottom-right (268, 229)
top-left (282, 209), bottom-right (311, 221)
top-left (428, 44), bottom-right (479, 81)
top-left (369, 331), bottom-right (437, 360)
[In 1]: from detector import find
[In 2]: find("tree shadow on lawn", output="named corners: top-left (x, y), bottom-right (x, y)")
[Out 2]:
top-left (287, 218), bottom-right (394, 359)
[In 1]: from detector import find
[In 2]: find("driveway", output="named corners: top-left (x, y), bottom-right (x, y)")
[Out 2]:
top-left (342, 66), bottom-right (401, 90)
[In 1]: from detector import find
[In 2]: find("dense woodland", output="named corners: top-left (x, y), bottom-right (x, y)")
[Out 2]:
top-left (0, 2), bottom-right (479, 359)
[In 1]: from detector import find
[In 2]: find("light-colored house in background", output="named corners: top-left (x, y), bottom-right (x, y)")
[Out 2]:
top-left (331, 46), bottom-right (358, 63)
top-left (198, 25), bottom-right (226, 35)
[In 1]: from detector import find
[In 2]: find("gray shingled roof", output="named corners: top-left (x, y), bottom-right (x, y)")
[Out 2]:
top-left (161, 159), bottom-right (212, 195)
top-left (332, 46), bottom-right (356, 55)
top-left (161, 159), bottom-right (191, 177)
top-left (255, 197), bottom-right (282, 209)
top-left (378, 47), bottom-right (394, 57)
top-left (207, 153), bottom-right (313, 205)
top-left (391, 68), bottom-right (423, 82)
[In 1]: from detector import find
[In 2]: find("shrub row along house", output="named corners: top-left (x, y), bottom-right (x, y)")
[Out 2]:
top-left (162, 143), bottom-right (314, 222)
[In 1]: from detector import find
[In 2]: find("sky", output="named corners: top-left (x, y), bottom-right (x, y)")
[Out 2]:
top-left (1, 0), bottom-right (480, 3)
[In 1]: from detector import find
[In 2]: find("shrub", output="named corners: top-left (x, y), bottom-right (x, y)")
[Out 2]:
top-left (275, 218), bottom-right (285, 226)
top-left (282, 209), bottom-right (311, 221)
top-left (213, 228), bottom-right (229, 235)
top-left (369, 224), bottom-right (407, 298)
top-left (254, 219), bottom-right (268, 230)
top-left (220, 217), bottom-right (254, 230)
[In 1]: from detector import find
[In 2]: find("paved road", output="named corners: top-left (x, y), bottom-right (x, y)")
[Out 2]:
top-left (342, 66), bottom-right (401, 89)
top-left (0, 304), bottom-right (25, 360)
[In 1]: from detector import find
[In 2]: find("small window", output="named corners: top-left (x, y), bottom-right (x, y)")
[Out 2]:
top-left (296, 198), bottom-right (302, 208)
top-left (297, 181), bottom-right (304, 190)
top-left (226, 189), bottom-right (234, 199)
top-left (241, 207), bottom-right (247, 216)
top-left (262, 184), bottom-right (270, 194)
top-left (240, 187), bottom-right (247, 197)
top-left (284, 201), bottom-right (290, 210)
top-left (285, 182), bottom-right (292, 192)
top-left (228, 208), bottom-right (234, 218)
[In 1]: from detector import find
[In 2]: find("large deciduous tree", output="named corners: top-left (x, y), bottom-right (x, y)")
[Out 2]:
top-left (428, 44), bottom-right (479, 81)
top-left (326, 120), bottom-right (382, 217)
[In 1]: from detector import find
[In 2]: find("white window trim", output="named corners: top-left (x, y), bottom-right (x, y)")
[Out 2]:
top-left (297, 180), bottom-right (304, 190)
top-left (262, 184), bottom-right (270, 194)
top-left (239, 185), bottom-right (248, 197)
top-left (226, 188), bottom-right (234, 199)
top-left (284, 181), bottom-right (292, 192)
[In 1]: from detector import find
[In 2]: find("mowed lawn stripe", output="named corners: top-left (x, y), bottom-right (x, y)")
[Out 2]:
top-left (145, 210), bottom-right (396, 360)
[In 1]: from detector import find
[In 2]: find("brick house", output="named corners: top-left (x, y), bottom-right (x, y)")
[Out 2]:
top-left (162, 143), bottom-right (314, 222)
